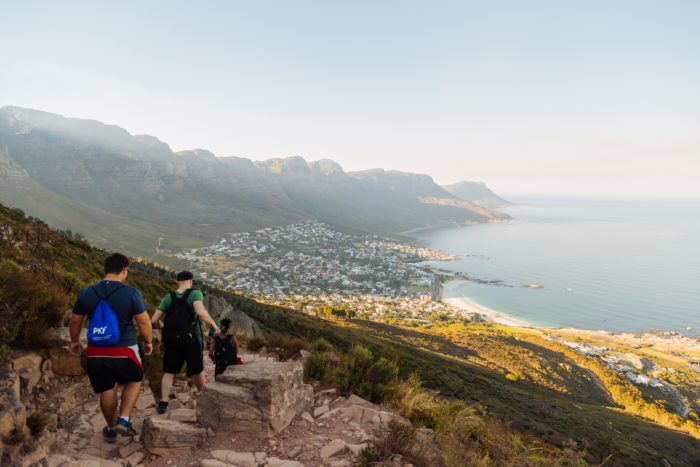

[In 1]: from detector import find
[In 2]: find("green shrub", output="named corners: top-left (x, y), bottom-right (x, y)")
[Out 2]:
top-left (26, 412), bottom-right (49, 437)
top-left (303, 351), bottom-right (332, 382)
top-left (310, 337), bottom-right (333, 353)
top-left (357, 419), bottom-right (434, 467)
top-left (246, 336), bottom-right (267, 351)
top-left (336, 344), bottom-right (398, 403)
top-left (267, 335), bottom-right (308, 360)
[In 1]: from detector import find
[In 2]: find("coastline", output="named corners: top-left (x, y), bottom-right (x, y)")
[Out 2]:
top-left (441, 279), bottom-right (700, 353)
top-left (441, 279), bottom-right (532, 328)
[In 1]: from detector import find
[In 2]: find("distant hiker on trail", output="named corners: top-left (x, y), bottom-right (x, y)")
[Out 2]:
top-left (209, 318), bottom-right (240, 376)
top-left (151, 270), bottom-right (218, 414)
top-left (70, 252), bottom-right (153, 443)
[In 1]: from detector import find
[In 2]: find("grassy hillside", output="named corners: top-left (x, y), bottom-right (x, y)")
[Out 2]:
top-left (0, 202), bottom-right (697, 465)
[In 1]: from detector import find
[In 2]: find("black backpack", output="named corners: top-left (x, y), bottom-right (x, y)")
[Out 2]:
top-left (162, 289), bottom-right (198, 346)
top-left (213, 335), bottom-right (237, 365)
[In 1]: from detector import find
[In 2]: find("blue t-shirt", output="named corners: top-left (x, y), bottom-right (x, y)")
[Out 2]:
top-left (72, 280), bottom-right (148, 347)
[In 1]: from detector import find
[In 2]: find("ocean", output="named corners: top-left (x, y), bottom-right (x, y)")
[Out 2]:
top-left (413, 197), bottom-right (700, 334)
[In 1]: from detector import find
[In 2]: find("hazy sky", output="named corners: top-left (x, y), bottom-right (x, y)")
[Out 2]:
top-left (2, 1), bottom-right (699, 196)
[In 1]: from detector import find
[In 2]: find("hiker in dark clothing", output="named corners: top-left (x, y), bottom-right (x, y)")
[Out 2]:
top-left (209, 318), bottom-right (240, 375)
top-left (150, 271), bottom-right (217, 414)
top-left (70, 252), bottom-right (153, 442)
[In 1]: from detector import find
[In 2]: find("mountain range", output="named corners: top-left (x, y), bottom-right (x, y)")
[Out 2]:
top-left (0, 106), bottom-right (509, 257)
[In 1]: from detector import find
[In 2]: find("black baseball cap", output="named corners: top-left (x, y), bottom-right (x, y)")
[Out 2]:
top-left (176, 270), bottom-right (194, 281)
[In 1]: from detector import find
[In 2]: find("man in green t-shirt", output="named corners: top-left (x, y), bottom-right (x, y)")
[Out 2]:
top-left (151, 271), bottom-right (218, 414)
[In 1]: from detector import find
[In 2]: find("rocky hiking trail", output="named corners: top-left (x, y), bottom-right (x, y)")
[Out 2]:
top-left (4, 342), bottom-right (438, 467)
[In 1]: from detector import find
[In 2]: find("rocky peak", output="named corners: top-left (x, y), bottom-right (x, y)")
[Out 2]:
top-left (175, 148), bottom-right (218, 161)
top-left (255, 156), bottom-right (311, 176)
top-left (308, 159), bottom-right (344, 176)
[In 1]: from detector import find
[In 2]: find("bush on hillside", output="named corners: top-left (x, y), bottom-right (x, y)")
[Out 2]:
top-left (266, 335), bottom-right (308, 361)
top-left (246, 336), bottom-right (267, 351)
top-left (0, 259), bottom-right (68, 363)
top-left (386, 373), bottom-right (587, 466)
top-left (357, 418), bottom-right (435, 467)
top-left (303, 351), bottom-right (333, 382)
top-left (310, 337), bottom-right (332, 353)
top-left (303, 343), bottom-right (398, 404)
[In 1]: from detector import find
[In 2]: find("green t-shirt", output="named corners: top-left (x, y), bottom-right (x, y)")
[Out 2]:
top-left (158, 288), bottom-right (205, 342)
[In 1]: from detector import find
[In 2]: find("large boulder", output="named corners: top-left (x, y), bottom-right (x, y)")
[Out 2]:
top-left (50, 348), bottom-right (85, 376)
top-left (0, 387), bottom-right (26, 449)
top-left (12, 352), bottom-right (42, 394)
top-left (203, 296), bottom-right (264, 338)
top-left (0, 368), bottom-right (20, 399)
top-left (140, 417), bottom-right (207, 455)
top-left (197, 361), bottom-right (312, 437)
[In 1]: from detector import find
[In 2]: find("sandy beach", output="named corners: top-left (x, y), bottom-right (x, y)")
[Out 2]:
top-left (441, 279), bottom-right (700, 354)
top-left (442, 279), bottom-right (532, 328)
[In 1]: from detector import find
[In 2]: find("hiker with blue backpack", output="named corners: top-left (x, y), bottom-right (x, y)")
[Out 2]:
top-left (150, 270), bottom-right (218, 414)
top-left (70, 252), bottom-right (153, 443)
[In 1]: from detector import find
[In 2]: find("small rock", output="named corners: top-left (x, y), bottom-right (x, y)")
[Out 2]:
top-left (347, 443), bottom-right (367, 456)
top-left (207, 427), bottom-right (215, 436)
top-left (346, 394), bottom-right (372, 406)
top-left (314, 404), bottom-right (329, 418)
top-left (254, 451), bottom-right (267, 463)
top-left (200, 460), bottom-right (227, 467)
top-left (169, 408), bottom-right (196, 423)
top-left (119, 442), bottom-right (141, 458)
top-left (288, 446), bottom-right (302, 458)
top-left (301, 412), bottom-right (315, 424)
top-left (211, 450), bottom-right (256, 467)
top-left (266, 458), bottom-right (305, 467)
top-left (125, 451), bottom-right (145, 467)
top-left (329, 460), bottom-right (353, 467)
top-left (320, 439), bottom-right (347, 460)
top-left (141, 417), bottom-right (206, 451)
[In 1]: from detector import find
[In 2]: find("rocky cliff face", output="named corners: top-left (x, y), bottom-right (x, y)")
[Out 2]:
top-left (203, 296), bottom-right (265, 338)
top-left (0, 140), bottom-right (29, 180)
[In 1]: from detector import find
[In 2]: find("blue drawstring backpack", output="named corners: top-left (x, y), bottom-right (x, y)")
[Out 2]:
top-left (87, 284), bottom-right (124, 346)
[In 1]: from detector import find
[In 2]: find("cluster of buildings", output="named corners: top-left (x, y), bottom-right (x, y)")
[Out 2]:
top-left (261, 291), bottom-right (475, 325)
top-left (177, 220), bottom-right (449, 300)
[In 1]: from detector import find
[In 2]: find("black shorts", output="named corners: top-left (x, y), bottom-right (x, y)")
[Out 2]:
top-left (86, 352), bottom-right (144, 393)
top-left (163, 340), bottom-right (204, 377)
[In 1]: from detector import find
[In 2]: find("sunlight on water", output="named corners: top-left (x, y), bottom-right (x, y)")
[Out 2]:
top-left (415, 197), bottom-right (700, 333)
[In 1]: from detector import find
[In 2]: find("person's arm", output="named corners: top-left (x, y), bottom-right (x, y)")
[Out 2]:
top-left (193, 301), bottom-right (218, 333)
top-left (135, 312), bottom-right (153, 356)
top-left (69, 313), bottom-right (85, 356)
top-left (151, 309), bottom-right (164, 329)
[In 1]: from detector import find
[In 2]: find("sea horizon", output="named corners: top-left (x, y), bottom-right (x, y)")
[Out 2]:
top-left (414, 196), bottom-right (700, 335)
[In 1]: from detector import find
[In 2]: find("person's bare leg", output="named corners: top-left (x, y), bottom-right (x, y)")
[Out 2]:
top-left (119, 381), bottom-right (142, 418)
top-left (100, 385), bottom-right (119, 427)
top-left (160, 373), bottom-right (174, 402)
top-left (193, 371), bottom-right (205, 391)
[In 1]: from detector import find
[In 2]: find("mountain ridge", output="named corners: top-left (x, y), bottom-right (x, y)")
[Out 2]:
top-left (0, 106), bottom-right (509, 258)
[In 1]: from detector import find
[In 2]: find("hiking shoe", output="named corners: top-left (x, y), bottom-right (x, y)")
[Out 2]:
top-left (103, 426), bottom-right (117, 444)
top-left (157, 400), bottom-right (169, 414)
top-left (114, 418), bottom-right (137, 437)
